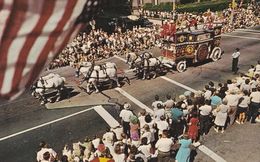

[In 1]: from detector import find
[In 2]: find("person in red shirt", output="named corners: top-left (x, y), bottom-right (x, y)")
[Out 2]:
top-left (169, 20), bottom-right (176, 39)
top-left (187, 113), bottom-right (199, 142)
top-left (190, 16), bottom-right (198, 30)
top-left (161, 20), bottom-right (170, 39)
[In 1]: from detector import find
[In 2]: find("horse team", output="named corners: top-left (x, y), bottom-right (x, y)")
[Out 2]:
top-left (31, 52), bottom-right (167, 105)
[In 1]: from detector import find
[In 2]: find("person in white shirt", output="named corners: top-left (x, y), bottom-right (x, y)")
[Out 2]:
top-left (111, 125), bottom-right (124, 141)
top-left (36, 141), bottom-right (57, 162)
top-left (112, 143), bottom-right (126, 162)
top-left (237, 90), bottom-right (250, 124)
top-left (119, 103), bottom-right (134, 137)
top-left (232, 48), bottom-right (240, 74)
top-left (249, 87), bottom-right (260, 123)
top-left (141, 124), bottom-right (153, 144)
top-left (199, 100), bottom-right (212, 135)
top-left (204, 85), bottom-right (212, 101)
top-left (102, 128), bottom-right (115, 147)
top-left (155, 116), bottom-right (169, 138)
top-left (138, 109), bottom-right (147, 134)
top-left (163, 94), bottom-right (175, 119)
top-left (224, 89), bottom-right (241, 125)
top-left (240, 79), bottom-right (251, 93)
top-left (92, 135), bottom-right (101, 150)
top-left (153, 103), bottom-right (165, 122)
top-left (138, 137), bottom-right (152, 161)
top-left (155, 130), bottom-right (174, 162)
top-left (152, 95), bottom-right (163, 110)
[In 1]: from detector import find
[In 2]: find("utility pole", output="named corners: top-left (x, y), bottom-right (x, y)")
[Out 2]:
top-left (230, 0), bottom-right (236, 26)
top-left (173, 0), bottom-right (176, 12)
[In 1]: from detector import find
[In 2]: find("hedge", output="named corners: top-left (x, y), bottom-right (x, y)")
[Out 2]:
top-left (143, 0), bottom-right (230, 13)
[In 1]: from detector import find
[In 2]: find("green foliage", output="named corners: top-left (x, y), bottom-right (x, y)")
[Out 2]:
top-left (143, 0), bottom-right (230, 13)
top-left (180, 0), bottom-right (194, 4)
top-left (177, 0), bottom-right (229, 13)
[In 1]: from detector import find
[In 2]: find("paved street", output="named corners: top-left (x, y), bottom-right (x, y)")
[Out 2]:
top-left (0, 27), bottom-right (260, 162)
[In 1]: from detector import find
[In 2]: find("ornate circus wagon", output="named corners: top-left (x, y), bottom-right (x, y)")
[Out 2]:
top-left (160, 25), bottom-right (223, 72)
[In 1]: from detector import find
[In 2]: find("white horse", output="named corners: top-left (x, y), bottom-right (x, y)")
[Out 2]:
top-left (76, 61), bottom-right (116, 78)
top-left (32, 73), bottom-right (66, 104)
top-left (125, 52), bottom-right (162, 79)
top-left (81, 62), bottom-right (120, 93)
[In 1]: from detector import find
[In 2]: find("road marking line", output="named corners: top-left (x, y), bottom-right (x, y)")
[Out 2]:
top-left (236, 28), bottom-right (260, 33)
top-left (114, 87), bottom-right (153, 114)
top-left (233, 30), bottom-right (260, 35)
top-left (113, 55), bottom-right (196, 93)
top-left (113, 55), bottom-right (127, 62)
top-left (113, 55), bottom-right (226, 162)
top-left (160, 76), bottom-right (197, 93)
top-left (222, 34), bottom-right (260, 40)
top-left (198, 143), bottom-right (227, 162)
top-left (94, 106), bottom-right (119, 128)
top-left (116, 86), bottom-right (225, 162)
top-left (0, 107), bottom-right (95, 142)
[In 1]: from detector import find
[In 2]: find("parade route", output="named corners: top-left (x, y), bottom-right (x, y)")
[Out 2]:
top-left (0, 26), bottom-right (260, 162)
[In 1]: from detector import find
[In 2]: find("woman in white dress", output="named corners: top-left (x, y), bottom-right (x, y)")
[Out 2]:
top-left (214, 100), bottom-right (229, 133)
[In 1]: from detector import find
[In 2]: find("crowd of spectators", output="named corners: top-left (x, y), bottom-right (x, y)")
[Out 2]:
top-left (139, 2), bottom-right (260, 33)
top-left (37, 61), bottom-right (260, 162)
top-left (48, 2), bottom-right (260, 70)
top-left (48, 27), bottom-right (160, 70)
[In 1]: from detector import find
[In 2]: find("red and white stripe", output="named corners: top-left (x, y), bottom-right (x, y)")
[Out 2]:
top-left (0, 0), bottom-right (87, 99)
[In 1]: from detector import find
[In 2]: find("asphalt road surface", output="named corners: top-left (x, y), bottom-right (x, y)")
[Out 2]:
top-left (1, 27), bottom-right (260, 162)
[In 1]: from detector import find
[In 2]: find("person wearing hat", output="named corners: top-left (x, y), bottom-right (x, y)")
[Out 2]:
top-left (232, 48), bottom-right (241, 74)
top-left (119, 102), bottom-right (133, 138)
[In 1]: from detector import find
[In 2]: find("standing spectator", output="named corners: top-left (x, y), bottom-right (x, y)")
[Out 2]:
top-left (236, 90), bottom-right (250, 124)
top-left (187, 114), bottom-right (199, 142)
top-left (163, 94), bottom-right (175, 120)
top-left (112, 143), bottom-right (126, 162)
top-left (155, 116), bottom-right (169, 138)
top-left (138, 137), bottom-right (152, 161)
top-left (129, 115), bottom-right (140, 147)
top-left (249, 87), bottom-right (260, 123)
top-left (155, 130), bottom-right (174, 162)
top-left (152, 95), bottom-right (163, 110)
top-left (175, 134), bottom-right (192, 162)
top-left (119, 103), bottom-right (134, 137)
top-left (153, 103), bottom-right (165, 122)
top-left (214, 100), bottom-right (229, 133)
top-left (232, 48), bottom-right (241, 74)
top-left (240, 79), bottom-right (251, 93)
top-left (224, 89), bottom-right (241, 125)
top-left (138, 109), bottom-right (147, 133)
top-left (171, 102), bottom-right (184, 138)
top-left (204, 85), bottom-right (212, 101)
top-left (210, 92), bottom-right (222, 110)
top-left (36, 141), bottom-right (57, 162)
top-left (199, 100), bottom-right (212, 136)
top-left (102, 128), bottom-right (115, 147)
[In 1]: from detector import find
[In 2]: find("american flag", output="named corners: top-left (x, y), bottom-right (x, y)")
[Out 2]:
top-left (0, 0), bottom-right (101, 100)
